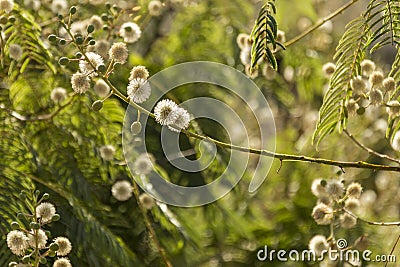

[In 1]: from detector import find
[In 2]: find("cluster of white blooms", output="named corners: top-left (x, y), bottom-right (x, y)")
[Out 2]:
top-left (6, 194), bottom-right (72, 266)
top-left (154, 99), bottom-right (191, 131)
top-left (120, 22), bottom-right (142, 44)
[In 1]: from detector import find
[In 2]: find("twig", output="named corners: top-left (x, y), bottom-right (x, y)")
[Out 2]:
top-left (284, 0), bottom-right (360, 48)
top-left (385, 234), bottom-right (400, 267)
top-left (344, 208), bottom-right (400, 226)
top-left (344, 129), bottom-right (400, 165)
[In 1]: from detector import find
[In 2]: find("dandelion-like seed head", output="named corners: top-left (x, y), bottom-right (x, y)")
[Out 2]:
top-left (148, 0), bottom-right (163, 16)
top-left (7, 230), bottom-right (28, 256)
top-left (51, 0), bottom-right (67, 14)
top-left (36, 202), bottom-right (56, 223)
top-left (9, 44), bottom-right (23, 61)
top-left (90, 15), bottom-right (103, 30)
top-left (168, 107), bottom-right (191, 132)
top-left (346, 182), bottom-right (363, 199)
top-left (139, 193), bottom-right (156, 210)
top-left (326, 179), bottom-right (344, 198)
top-left (127, 78), bottom-right (151, 103)
top-left (236, 33), bottom-right (251, 49)
top-left (369, 89), bottom-right (383, 106)
top-left (245, 64), bottom-right (258, 79)
top-left (71, 72), bottom-right (90, 94)
top-left (111, 180), bottom-right (132, 201)
top-left (154, 99), bottom-right (179, 125)
top-left (262, 64), bottom-right (276, 80)
top-left (28, 229), bottom-right (48, 249)
top-left (109, 42), bottom-right (129, 64)
top-left (322, 62), bottom-right (336, 77)
top-left (129, 65), bottom-right (149, 80)
top-left (386, 100), bottom-right (400, 118)
top-left (54, 237), bottom-right (72, 256)
top-left (133, 153), bottom-right (154, 175)
top-left (53, 258), bottom-right (72, 267)
top-left (369, 71), bottom-right (384, 87)
top-left (94, 79), bottom-right (110, 98)
top-left (350, 76), bottom-right (366, 94)
top-left (99, 145), bottom-right (115, 161)
top-left (311, 179), bottom-right (327, 197)
top-left (340, 213), bottom-right (357, 229)
top-left (239, 46), bottom-right (251, 65)
top-left (345, 99), bottom-right (359, 117)
top-left (95, 39), bottom-right (110, 59)
top-left (311, 203), bottom-right (333, 225)
top-left (50, 87), bottom-right (67, 104)
top-left (344, 198), bottom-right (360, 212)
top-left (0, 0), bottom-right (14, 13)
top-left (361, 59), bottom-right (375, 76)
top-left (79, 52), bottom-right (104, 77)
top-left (120, 22), bottom-right (142, 44)
top-left (383, 77), bottom-right (396, 92)
top-left (308, 235), bottom-right (329, 257)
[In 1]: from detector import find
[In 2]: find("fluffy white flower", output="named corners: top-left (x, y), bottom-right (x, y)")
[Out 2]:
top-left (325, 179), bottom-right (344, 198)
top-left (311, 179), bottom-right (327, 197)
top-left (94, 79), bottom-right (110, 98)
top-left (308, 235), bottom-right (329, 257)
top-left (51, 0), bottom-right (67, 14)
top-left (369, 71), bottom-right (384, 87)
top-left (369, 89), bottom-right (383, 106)
top-left (387, 100), bottom-right (400, 118)
top-left (120, 22), bottom-right (141, 43)
top-left (9, 44), bottom-right (22, 61)
top-left (111, 180), bottom-right (132, 201)
top-left (127, 78), bottom-right (151, 103)
top-left (361, 59), bottom-right (375, 77)
top-left (340, 213), bottom-right (357, 228)
top-left (28, 229), bottom-right (47, 249)
top-left (391, 131), bottom-right (400, 151)
top-left (109, 42), bottom-right (129, 64)
top-left (50, 87), bottom-right (67, 103)
top-left (53, 258), bottom-right (72, 267)
top-left (239, 46), bottom-right (251, 65)
top-left (236, 33), bottom-right (251, 49)
top-left (99, 145), bottom-right (115, 161)
top-left (7, 230), bottom-right (28, 256)
top-left (154, 99), bottom-right (179, 125)
top-left (54, 237), bottom-right (72, 256)
top-left (383, 77), bottom-right (395, 92)
top-left (36, 202), bottom-right (56, 223)
top-left (0, 0), bottom-right (14, 13)
top-left (133, 153), bottom-right (154, 175)
top-left (311, 203), bottom-right (333, 225)
top-left (322, 62), bottom-right (336, 77)
top-left (148, 0), bottom-right (163, 16)
top-left (79, 52), bottom-right (104, 77)
top-left (168, 107), bottom-right (190, 132)
top-left (345, 99), bottom-right (359, 117)
top-left (94, 39), bottom-right (110, 59)
top-left (350, 76), bottom-right (366, 94)
top-left (71, 72), bottom-right (90, 94)
top-left (139, 193), bottom-right (155, 210)
top-left (129, 65), bottom-right (149, 80)
top-left (90, 15), bottom-right (103, 30)
top-left (346, 182), bottom-right (363, 199)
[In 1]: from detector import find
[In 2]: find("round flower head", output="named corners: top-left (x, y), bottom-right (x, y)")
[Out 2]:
top-left (95, 39), bottom-right (110, 59)
top-left (369, 89), bottom-right (383, 106)
top-left (36, 202), bottom-right (56, 223)
top-left (0, 0), bottom-right (14, 13)
top-left (345, 99), bottom-right (359, 117)
top-left (50, 87), bottom-right (67, 103)
top-left (317, 195), bottom-right (332, 206)
top-left (277, 30), bottom-right (286, 43)
top-left (71, 72), bottom-right (90, 94)
top-left (245, 64), bottom-right (258, 79)
top-left (391, 131), bottom-right (400, 151)
top-left (386, 100), bottom-right (400, 118)
top-left (361, 59), bottom-right (375, 76)
top-left (148, 0), bottom-right (163, 16)
top-left (54, 237), bottom-right (72, 256)
top-left (340, 213), bottom-right (357, 229)
top-left (350, 76), bottom-right (366, 94)
top-left (308, 235), bottom-right (328, 257)
top-left (346, 182), bottom-right (363, 199)
top-left (111, 180), bottom-right (132, 201)
top-left (109, 42), bottom-right (128, 64)
top-left (369, 71), bottom-right (384, 87)
top-left (90, 15), bottom-right (103, 30)
top-left (262, 64), bottom-right (276, 80)
top-left (127, 78), bottom-right (151, 103)
top-left (120, 22), bottom-right (142, 43)
top-left (311, 179), bottom-right (327, 197)
top-left (236, 33), bottom-right (251, 49)
top-left (94, 79), bottom-right (110, 98)
top-left (325, 179), bottom-right (344, 198)
top-left (311, 203), bottom-right (333, 225)
top-left (322, 62), bottom-right (335, 77)
top-left (28, 229), bottom-right (47, 249)
top-left (240, 46), bottom-right (251, 65)
top-left (139, 193), bottom-right (156, 210)
top-left (168, 107), bottom-right (191, 132)
top-left (133, 153), bottom-right (154, 175)
top-left (7, 230), bottom-right (28, 256)
top-left (53, 258), bottom-right (72, 267)
top-left (383, 77), bottom-right (396, 92)
top-left (154, 99), bottom-right (179, 125)
top-left (79, 52), bottom-right (104, 77)
top-left (51, 0), bottom-right (67, 14)
top-left (9, 44), bottom-right (22, 61)
top-left (99, 145), bottom-right (115, 161)
top-left (129, 65), bottom-right (149, 80)
top-left (344, 198), bottom-right (360, 212)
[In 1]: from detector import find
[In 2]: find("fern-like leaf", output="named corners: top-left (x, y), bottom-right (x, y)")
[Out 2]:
top-left (249, 0), bottom-right (284, 70)
top-left (313, 16), bottom-right (370, 146)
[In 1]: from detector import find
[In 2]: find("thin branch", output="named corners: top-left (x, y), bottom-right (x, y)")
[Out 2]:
top-left (385, 234), bottom-right (400, 267)
top-left (344, 129), bottom-right (400, 165)
top-left (284, 0), bottom-right (360, 48)
top-left (344, 208), bottom-right (400, 226)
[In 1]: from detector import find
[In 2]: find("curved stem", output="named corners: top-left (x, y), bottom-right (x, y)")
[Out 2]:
top-left (344, 208), bottom-right (400, 226)
top-left (284, 0), bottom-right (360, 48)
top-left (344, 129), bottom-right (400, 165)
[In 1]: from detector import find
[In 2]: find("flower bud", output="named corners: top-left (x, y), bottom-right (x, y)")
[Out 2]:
top-left (58, 57), bottom-right (69, 66)
top-left (130, 121), bottom-right (142, 134)
top-left (69, 6), bottom-right (77, 14)
top-left (10, 222), bottom-right (19, 230)
top-left (92, 100), bottom-right (103, 111)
